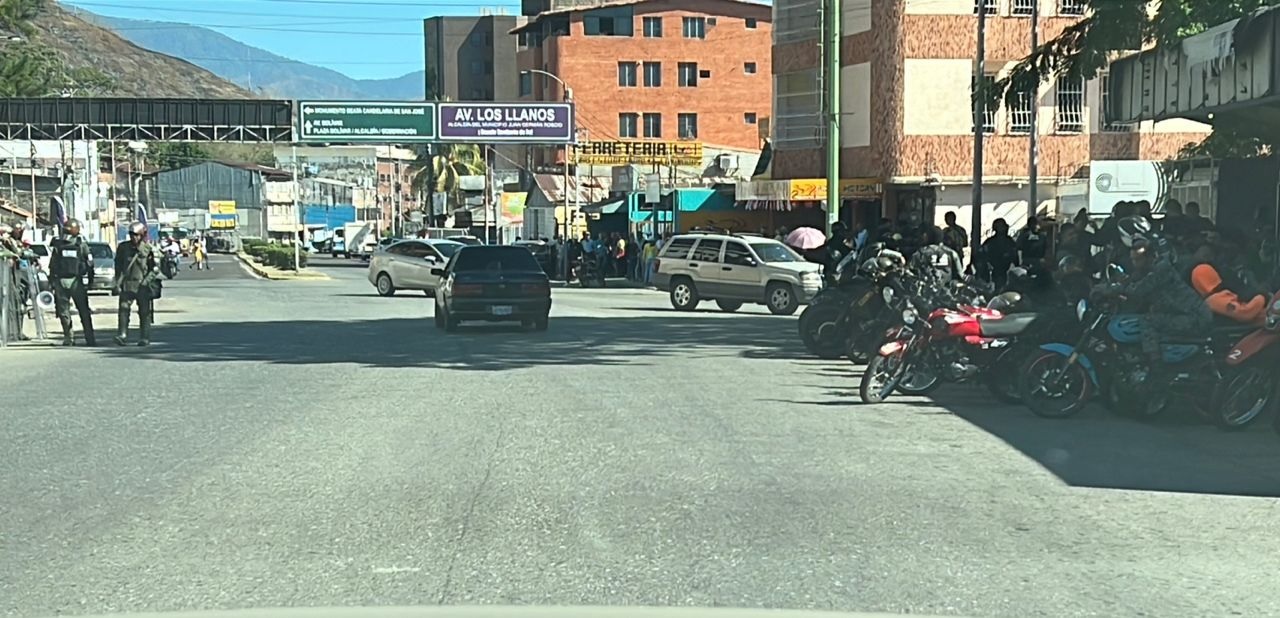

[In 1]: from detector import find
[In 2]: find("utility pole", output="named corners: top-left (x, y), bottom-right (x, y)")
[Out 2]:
top-left (483, 145), bottom-right (492, 243)
top-left (970, 1), bottom-right (987, 258)
top-left (1027, 0), bottom-right (1040, 222)
top-left (28, 140), bottom-right (37, 230)
top-left (393, 152), bottom-right (402, 238)
top-left (292, 144), bottom-right (301, 272)
top-left (823, 0), bottom-right (841, 238)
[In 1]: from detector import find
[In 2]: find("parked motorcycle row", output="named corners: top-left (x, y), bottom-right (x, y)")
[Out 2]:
top-left (797, 246), bottom-right (1280, 436)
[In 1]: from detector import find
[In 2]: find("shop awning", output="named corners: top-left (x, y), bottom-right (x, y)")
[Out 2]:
top-left (580, 198), bottom-right (625, 215)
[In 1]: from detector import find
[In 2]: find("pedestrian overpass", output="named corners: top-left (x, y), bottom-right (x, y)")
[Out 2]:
top-left (0, 98), bottom-right (295, 142)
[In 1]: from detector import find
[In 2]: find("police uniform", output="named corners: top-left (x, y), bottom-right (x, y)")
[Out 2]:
top-left (50, 232), bottom-right (96, 345)
top-left (1119, 253), bottom-right (1212, 359)
top-left (910, 243), bottom-right (963, 289)
top-left (114, 238), bottom-right (158, 345)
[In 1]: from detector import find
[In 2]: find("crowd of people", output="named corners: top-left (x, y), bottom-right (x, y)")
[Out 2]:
top-left (520, 232), bottom-right (667, 285)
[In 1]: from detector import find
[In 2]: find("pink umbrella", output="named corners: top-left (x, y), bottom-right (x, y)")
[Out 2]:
top-left (785, 226), bottom-right (826, 250)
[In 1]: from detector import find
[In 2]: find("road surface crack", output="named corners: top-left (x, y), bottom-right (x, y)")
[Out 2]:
top-left (436, 422), bottom-right (505, 604)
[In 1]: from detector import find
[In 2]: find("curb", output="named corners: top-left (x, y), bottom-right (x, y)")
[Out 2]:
top-left (235, 252), bottom-right (332, 281)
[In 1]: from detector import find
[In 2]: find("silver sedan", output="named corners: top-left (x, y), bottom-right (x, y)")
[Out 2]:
top-left (367, 239), bottom-right (465, 296)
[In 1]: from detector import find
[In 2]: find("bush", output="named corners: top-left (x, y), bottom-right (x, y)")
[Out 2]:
top-left (241, 238), bottom-right (268, 252)
top-left (262, 245), bottom-right (306, 270)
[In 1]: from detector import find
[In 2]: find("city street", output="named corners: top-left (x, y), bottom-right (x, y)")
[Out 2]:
top-left (2, 255), bottom-right (1280, 618)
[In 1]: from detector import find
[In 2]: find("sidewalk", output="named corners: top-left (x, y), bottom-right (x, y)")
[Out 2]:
top-left (235, 252), bottom-right (331, 281)
top-left (551, 277), bottom-right (651, 289)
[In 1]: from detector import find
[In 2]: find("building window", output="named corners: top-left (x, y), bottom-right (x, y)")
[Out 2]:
top-left (774, 69), bottom-right (823, 149)
top-left (744, 61), bottom-right (757, 74)
top-left (974, 0), bottom-right (996, 15)
top-left (643, 61), bottom-right (661, 87)
top-left (1012, 0), bottom-right (1035, 15)
top-left (971, 75), bottom-right (996, 134)
top-left (678, 62), bottom-right (699, 87)
top-left (470, 60), bottom-right (484, 75)
top-left (678, 113), bottom-right (698, 139)
top-left (1008, 92), bottom-right (1033, 134)
top-left (1056, 76), bottom-right (1084, 132)
top-left (618, 62), bottom-right (638, 87)
top-left (643, 16), bottom-right (662, 37)
top-left (1100, 73), bottom-right (1133, 132)
top-left (619, 113), bottom-right (639, 138)
top-left (1059, 0), bottom-right (1084, 16)
top-left (683, 17), bottom-right (707, 39)
top-left (584, 8), bottom-right (634, 36)
top-left (643, 113), bottom-right (662, 138)
top-left (745, 17), bottom-right (758, 28)
top-left (519, 72), bottom-right (532, 96)
top-left (744, 112), bottom-right (757, 124)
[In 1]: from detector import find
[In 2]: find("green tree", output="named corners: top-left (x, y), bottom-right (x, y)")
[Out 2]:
top-left (998, 0), bottom-right (1279, 155)
top-left (144, 142), bottom-right (212, 171)
top-left (410, 142), bottom-right (486, 209)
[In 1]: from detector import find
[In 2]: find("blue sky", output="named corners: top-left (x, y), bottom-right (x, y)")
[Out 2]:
top-left (63, 0), bottom-right (522, 80)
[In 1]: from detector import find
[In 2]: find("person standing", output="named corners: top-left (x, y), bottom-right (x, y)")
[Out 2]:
top-left (979, 218), bottom-right (1020, 289)
top-left (49, 219), bottom-right (96, 346)
top-left (113, 221), bottom-right (158, 346)
top-left (941, 211), bottom-right (969, 264)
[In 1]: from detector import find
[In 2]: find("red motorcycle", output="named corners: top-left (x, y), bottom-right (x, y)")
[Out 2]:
top-left (1212, 291), bottom-right (1280, 429)
top-left (858, 285), bottom-right (1039, 404)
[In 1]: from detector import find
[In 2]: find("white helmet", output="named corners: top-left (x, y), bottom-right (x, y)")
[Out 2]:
top-left (1117, 216), bottom-right (1153, 248)
top-left (128, 221), bottom-right (147, 237)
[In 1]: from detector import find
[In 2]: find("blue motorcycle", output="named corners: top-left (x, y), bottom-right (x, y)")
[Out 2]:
top-left (1018, 294), bottom-right (1249, 419)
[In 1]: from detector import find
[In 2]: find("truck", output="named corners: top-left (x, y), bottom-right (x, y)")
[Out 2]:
top-left (332, 221), bottom-right (378, 259)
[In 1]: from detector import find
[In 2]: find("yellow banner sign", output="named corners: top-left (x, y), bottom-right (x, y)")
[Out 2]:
top-left (737, 178), bottom-right (883, 201)
top-left (208, 200), bottom-right (237, 215)
top-left (574, 141), bottom-right (703, 166)
top-left (208, 200), bottom-right (237, 229)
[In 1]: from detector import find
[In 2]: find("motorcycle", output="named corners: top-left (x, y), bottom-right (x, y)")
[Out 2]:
top-left (160, 254), bottom-right (179, 280)
top-left (1210, 290), bottom-right (1280, 429)
top-left (797, 246), bottom-right (905, 360)
top-left (1018, 290), bottom-right (1257, 420)
top-left (858, 278), bottom-right (1039, 404)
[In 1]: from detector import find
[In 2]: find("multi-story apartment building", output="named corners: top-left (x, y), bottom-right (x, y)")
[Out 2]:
top-left (513, 0), bottom-right (773, 174)
top-left (768, 0), bottom-right (1209, 233)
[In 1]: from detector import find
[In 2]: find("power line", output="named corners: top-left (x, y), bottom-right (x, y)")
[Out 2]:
top-left (68, 1), bottom-right (393, 20)
top-left (102, 0), bottom-right (518, 7)
top-left (107, 21), bottom-right (426, 35)
top-left (181, 55), bottom-right (422, 65)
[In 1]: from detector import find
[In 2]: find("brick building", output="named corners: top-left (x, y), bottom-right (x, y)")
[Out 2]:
top-left (767, 0), bottom-right (1209, 234)
top-left (513, 0), bottom-right (773, 171)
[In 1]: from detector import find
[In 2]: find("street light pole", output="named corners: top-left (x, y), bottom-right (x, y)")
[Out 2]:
top-left (521, 68), bottom-right (574, 278)
top-left (971, 2), bottom-right (988, 259)
top-left (292, 144), bottom-right (301, 272)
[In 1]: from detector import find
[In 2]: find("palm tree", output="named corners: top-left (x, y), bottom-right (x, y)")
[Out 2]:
top-left (410, 142), bottom-right (486, 219)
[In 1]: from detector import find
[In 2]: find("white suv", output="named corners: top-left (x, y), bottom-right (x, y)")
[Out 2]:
top-left (653, 232), bottom-right (824, 315)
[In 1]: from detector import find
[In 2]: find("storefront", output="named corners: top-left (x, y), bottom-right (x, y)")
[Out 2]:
top-left (734, 178), bottom-right (883, 233)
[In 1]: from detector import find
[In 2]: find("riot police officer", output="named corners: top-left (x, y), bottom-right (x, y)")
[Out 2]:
top-left (50, 219), bottom-right (96, 346)
top-left (114, 221), bottom-right (158, 346)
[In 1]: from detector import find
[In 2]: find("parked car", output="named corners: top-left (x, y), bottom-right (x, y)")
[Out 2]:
top-left (367, 239), bottom-right (465, 296)
top-left (87, 242), bottom-right (116, 293)
top-left (433, 245), bottom-right (552, 332)
top-left (652, 232), bottom-right (824, 315)
top-left (450, 235), bottom-right (485, 246)
top-left (514, 239), bottom-right (555, 275)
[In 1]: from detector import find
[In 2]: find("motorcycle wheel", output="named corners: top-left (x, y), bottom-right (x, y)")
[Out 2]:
top-left (845, 320), bottom-right (884, 365)
top-left (1212, 366), bottom-right (1276, 430)
top-left (859, 354), bottom-right (905, 404)
top-left (983, 347), bottom-right (1024, 404)
top-left (797, 301), bottom-right (848, 360)
top-left (1020, 352), bottom-right (1092, 419)
top-left (896, 364), bottom-right (941, 395)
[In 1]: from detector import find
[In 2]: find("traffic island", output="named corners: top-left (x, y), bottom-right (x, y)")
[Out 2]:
top-left (236, 252), bottom-right (331, 281)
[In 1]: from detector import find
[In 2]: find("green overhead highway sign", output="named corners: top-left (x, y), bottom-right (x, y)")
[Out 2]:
top-left (297, 101), bottom-right (436, 143)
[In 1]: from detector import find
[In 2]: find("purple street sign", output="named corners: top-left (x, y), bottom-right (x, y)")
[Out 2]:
top-left (437, 102), bottom-right (575, 143)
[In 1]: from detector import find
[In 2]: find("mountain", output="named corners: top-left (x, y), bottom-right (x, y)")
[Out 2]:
top-left (28, 2), bottom-right (252, 98)
top-left (73, 9), bottom-right (427, 101)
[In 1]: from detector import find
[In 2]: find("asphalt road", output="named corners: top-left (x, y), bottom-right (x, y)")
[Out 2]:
top-left (2, 257), bottom-right (1279, 617)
